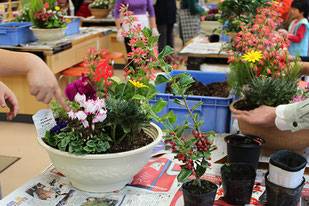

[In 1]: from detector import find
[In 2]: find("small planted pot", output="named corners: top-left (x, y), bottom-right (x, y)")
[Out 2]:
top-left (182, 179), bottom-right (218, 206)
top-left (221, 163), bottom-right (256, 205)
top-left (265, 171), bottom-right (305, 206)
top-left (269, 150), bottom-right (307, 189)
top-left (225, 133), bottom-right (265, 169)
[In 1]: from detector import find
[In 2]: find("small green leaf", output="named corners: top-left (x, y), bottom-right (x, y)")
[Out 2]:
top-left (192, 101), bottom-right (203, 112)
top-left (177, 168), bottom-right (193, 182)
top-left (158, 46), bottom-right (174, 59)
top-left (152, 98), bottom-right (168, 113)
top-left (161, 118), bottom-right (174, 132)
top-left (161, 110), bottom-right (177, 125)
top-left (148, 35), bottom-right (159, 44)
top-left (164, 64), bottom-right (173, 73)
top-left (86, 140), bottom-right (95, 147)
top-left (132, 94), bottom-right (145, 100)
top-left (173, 98), bottom-right (185, 106)
top-left (193, 113), bottom-right (199, 121)
top-left (195, 165), bottom-right (206, 178)
top-left (155, 74), bottom-right (170, 85)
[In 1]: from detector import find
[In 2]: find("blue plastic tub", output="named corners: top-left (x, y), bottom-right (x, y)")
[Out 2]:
top-left (0, 22), bottom-right (36, 45)
top-left (150, 70), bottom-right (233, 133)
top-left (65, 17), bottom-right (80, 36)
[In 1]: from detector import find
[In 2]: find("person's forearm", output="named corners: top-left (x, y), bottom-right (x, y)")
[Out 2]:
top-left (115, 18), bottom-right (122, 30)
top-left (149, 17), bottom-right (157, 28)
top-left (0, 49), bottom-right (37, 76)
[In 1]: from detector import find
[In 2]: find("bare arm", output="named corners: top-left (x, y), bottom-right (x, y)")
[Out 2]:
top-left (0, 49), bottom-right (68, 110)
top-left (149, 17), bottom-right (157, 29)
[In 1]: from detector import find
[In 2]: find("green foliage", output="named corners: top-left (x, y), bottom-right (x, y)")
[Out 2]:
top-left (105, 98), bottom-right (150, 144)
top-left (45, 125), bottom-right (110, 155)
top-left (243, 77), bottom-right (298, 107)
top-left (29, 0), bottom-right (66, 29)
top-left (217, 0), bottom-right (268, 33)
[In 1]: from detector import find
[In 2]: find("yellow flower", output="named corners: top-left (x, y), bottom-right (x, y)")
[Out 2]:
top-left (55, 6), bottom-right (60, 11)
top-left (273, 1), bottom-right (279, 4)
top-left (65, 18), bottom-right (72, 23)
top-left (129, 80), bottom-right (148, 88)
top-left (242, 51), bottom-right (263, 63)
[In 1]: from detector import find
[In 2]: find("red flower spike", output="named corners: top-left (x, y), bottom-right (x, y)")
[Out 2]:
top-left (93, 57), bottom-right (113, 99)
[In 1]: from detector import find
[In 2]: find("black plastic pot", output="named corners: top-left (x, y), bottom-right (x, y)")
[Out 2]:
top-left (270, 150), bottom-right (307, 172)
top-left (225, 133), bottom-right (265, 169)
top-left (182, 179), bottom-right (218, 206)
top-left (221, 163), bottom-right (256, 205)
top-left (265, 171), bottom-right (305, 206)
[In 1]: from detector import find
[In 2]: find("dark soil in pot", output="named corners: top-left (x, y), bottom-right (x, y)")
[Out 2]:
top-left (107, 130), bottom-right (153, 153)
top-left (225, 134), bottom-right (265, 169)
top-left (265, 172), bottom-right (305, 206)
top-left (221, 163), bottom-right (256, 205)
top-left (182, 179), bottom-right (218, 206)
top-left (233, 98), bottom-right (259, 111)
top-left (165, 78), bottom-right (230, 97)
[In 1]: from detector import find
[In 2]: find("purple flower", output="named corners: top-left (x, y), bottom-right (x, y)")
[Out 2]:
top-left (64, 74), bottom-right (97, 101)
top-left (65, 83), bottom-right (77, 101)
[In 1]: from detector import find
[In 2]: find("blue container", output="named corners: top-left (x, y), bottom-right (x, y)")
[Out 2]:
top-left (0, 22), bottom-right (36, 45)
top-left (150, 70), bottom-right (233, 133)
top-left (65, 17), bottom-right (80, 36)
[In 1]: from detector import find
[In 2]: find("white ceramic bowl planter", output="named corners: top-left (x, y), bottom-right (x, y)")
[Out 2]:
top-left (38, 122), bottom-right (162, 193)
top-left (30, 26), bottom-right (67, 43)
top-left (268, 150), bottom-right (307, 189)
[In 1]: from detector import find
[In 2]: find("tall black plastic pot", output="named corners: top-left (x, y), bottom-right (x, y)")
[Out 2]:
top-left (182, 179), bottom-right (218, 206)
top-left (221, 163), bottom-right (256, 205)
top-left (265, 172), bottom-right (305, 206)
top-left (225, 134), bottom-right (265, 169)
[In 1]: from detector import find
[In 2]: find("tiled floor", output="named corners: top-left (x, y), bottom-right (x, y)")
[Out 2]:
top-left (0, 122), bottom-right (51, 197)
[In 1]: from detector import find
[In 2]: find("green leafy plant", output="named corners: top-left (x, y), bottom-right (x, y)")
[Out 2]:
top-left (29, 0), bottom-right (67, 29)
top-left (89, 0), bottom-right (111, 9)
top-left (217, 0), bottom-right (268, 33)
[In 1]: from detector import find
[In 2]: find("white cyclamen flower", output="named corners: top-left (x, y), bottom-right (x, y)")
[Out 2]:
top-left (75, 111), bottom-right (88, 121)
top-left (81, 120), bottom-right (89, 128)
top-left (93, 108), bottom-right (107, 123)
top-left (67, 111), bottom-right (76, 120)
top-left (74, 93), bottom-right (86, 105)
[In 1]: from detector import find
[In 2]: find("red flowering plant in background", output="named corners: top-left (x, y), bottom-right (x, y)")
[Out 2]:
top-left (227, 3), bottom-right (303, 109)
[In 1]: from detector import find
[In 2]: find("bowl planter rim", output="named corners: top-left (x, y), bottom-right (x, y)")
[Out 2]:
top-left (30, 26), bottom-right (68, 30)
top-left (37, 122), bottom-right (162, 159)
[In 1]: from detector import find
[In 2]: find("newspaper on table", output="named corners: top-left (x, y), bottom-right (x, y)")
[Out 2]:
top-left (1, 134), bottom-right (309, 206)
top-left (179, 34), bottom-right (228, 55)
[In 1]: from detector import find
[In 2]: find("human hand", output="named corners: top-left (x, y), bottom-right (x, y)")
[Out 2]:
top-left (232, 105), bottom-right (276, 127)
top-left (117, 30), bottom-right (124, 43)
top-left (152, 28), bottom-right (159, 36)
top-left (0, 81), bottom-right (18, 120)
top-left (26, 55), bottom-right (68, 111)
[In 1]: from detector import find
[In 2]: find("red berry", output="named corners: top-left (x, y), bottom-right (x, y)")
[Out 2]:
top-left (208, 157), bottom-right (212, 160)
top-left (169, 132), bottom-right (173, 135)
top-left (192, 130), bottom-right (196, 134)
top-left (208, 163), bottom-right (211, 166)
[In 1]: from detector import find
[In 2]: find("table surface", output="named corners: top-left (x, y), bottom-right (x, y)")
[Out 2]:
top-left (0, 133), bottom-right (308, 205)
top-left (0, 27), bottom-right (112, 54)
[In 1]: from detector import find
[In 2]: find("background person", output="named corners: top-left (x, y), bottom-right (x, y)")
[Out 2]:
top-left (114, 0), bottom-right (159, 54)
top-left (0, 49), bottom-right (67, 120)
top-left (154, 0), bottom-right (177, 52)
